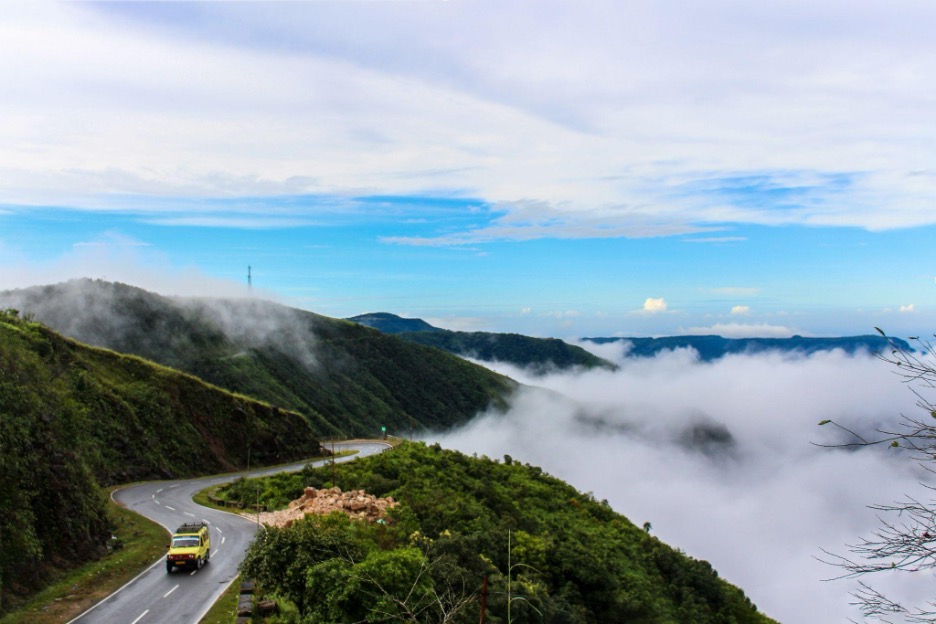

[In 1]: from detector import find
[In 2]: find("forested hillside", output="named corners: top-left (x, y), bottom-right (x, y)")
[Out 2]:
top-left (231, 442), bottom-right (777, 624)
top-left (348, 312), bottom-right (616, 373)
top-left (0, 309), bottom-right (320, 612)
top-left (0, 280), bottom-right (517, 438)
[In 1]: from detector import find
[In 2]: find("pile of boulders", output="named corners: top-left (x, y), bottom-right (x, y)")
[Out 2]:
top-left (254, 486), bottom-right (397, 528)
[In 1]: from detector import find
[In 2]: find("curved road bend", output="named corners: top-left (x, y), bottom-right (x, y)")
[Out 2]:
top-left (69, 442), bottom-right (389, 624)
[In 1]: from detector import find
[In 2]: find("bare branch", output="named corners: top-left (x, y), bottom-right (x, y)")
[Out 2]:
top-left (821, 332), bottom-right (936, 622)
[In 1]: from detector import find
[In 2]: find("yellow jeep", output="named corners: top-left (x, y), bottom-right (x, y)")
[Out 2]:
top-left (166, 522), bottom-right (210, 573)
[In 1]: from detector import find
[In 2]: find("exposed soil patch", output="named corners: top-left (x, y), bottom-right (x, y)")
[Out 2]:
top-left (252, 487), bottom-right (397, 528)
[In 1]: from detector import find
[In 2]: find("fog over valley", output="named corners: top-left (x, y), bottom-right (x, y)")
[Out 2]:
top-left (429, 343), bottom-right (935, 623)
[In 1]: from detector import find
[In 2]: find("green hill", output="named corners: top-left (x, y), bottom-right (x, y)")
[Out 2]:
top-left (235, 441), bottom-right (777, 623)
top-left (348, 312), bottom-right (442, 334)
top-left (0, 308), bottom-right (321, 612)
top-left (348, 312), bottom-right (616, 373)
top-left (0, 281), bottom-right (517, 438)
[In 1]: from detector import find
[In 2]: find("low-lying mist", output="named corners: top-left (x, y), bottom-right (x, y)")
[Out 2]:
top-left (428, 343), bottom-right (935, 623)
top-left (0, 279), bottom-right (321, 371)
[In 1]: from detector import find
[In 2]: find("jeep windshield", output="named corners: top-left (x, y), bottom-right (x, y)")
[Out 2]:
top-left (172, 537), bottom-right (199, 548)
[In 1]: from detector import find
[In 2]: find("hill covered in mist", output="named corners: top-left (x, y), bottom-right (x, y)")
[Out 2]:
top-left (0, 308), bottom-right (321, 612)
top-left (0, 280), bottom-right (516, 438)
top-left (348, 312), bottom-right (617, 373)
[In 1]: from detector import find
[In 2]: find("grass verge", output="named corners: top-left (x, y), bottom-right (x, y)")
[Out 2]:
top-left (197, 576), bottom-right (241, 624)
top-left (0, 492), bottom-right (167, 624)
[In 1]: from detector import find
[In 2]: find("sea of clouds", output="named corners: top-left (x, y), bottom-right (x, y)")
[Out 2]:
top-left (428, 342), bottom-right (936, 623)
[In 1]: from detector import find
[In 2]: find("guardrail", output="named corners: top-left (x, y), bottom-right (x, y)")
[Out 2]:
top-left (206, 495), bottom-right (266, 512)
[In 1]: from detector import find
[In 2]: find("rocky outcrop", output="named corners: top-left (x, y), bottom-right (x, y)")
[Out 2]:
top-left (254, 487), bottom-right (397, 528)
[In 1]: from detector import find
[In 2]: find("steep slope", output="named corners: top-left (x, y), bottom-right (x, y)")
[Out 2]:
top-left (585, 334), bottom-right (911, 361)
top-left (0, 280), bottom-right (516, 437)
top-left (235, 442), bottom-right (777, 623)
top-left (0, 309), bottom-right (320, 612)
top-left (348, 312), bottom-right (616, 373)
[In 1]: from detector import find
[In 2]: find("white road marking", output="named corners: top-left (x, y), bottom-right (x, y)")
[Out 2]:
top-left (163, 585), bottom-right (179, 598)
top-left (169, 484), bottom-right (180, 488)
top-left (165, 506), bottom-right (175, 511)
top-left (202, 518), bottom-right (211, 524)
top-left (130, 609), bottom-right (149, 624)
top-left (183, 512), bottom-right (195, 517)
top-left (156, 488), bottom-right (163, 494)
top-left (222, 536), bottom-right (226, 545)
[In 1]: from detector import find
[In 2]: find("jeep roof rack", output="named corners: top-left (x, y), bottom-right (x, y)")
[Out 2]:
top-left (174, 522), bottom-right (208, 534)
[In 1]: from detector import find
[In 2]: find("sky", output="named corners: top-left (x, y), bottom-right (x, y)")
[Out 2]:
top-left (2, 1), bottom-right (936, 338)
top-left (430, 345), bottom-right (936, 623)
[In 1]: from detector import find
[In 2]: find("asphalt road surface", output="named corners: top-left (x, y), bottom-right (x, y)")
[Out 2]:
top-left (68, 442), bottom-right (389, 624)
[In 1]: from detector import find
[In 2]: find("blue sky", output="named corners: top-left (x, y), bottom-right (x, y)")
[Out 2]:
top-left (2, 1), bottom-right (935, 338)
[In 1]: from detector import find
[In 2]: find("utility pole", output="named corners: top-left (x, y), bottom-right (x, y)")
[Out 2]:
top-left (479, 574), bottom-right (487, 624)
top-left (247, 265), bottom-right (252, 291)
top-left (331, 437), bottom-right (336, 484)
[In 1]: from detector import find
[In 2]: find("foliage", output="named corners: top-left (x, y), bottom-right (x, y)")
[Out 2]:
top-left (0, 494), bottom-right (167, 624)
top-left (239, 442), bottom-right (776, 623)
top-left (0, 309), bottom-right (319, 612)
top-left (0, 280), bottom-right (517, 437)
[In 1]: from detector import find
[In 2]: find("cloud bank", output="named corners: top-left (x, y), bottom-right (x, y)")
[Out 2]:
top-left (2, 2), bottom-right (936, 239)
top-left (429, 345), bottom-right (935, 622)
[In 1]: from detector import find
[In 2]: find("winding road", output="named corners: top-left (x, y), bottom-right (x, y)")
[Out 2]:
top-left (68, 442), bottom-right (389, 624)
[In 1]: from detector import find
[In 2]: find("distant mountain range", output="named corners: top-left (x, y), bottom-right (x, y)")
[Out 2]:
top-left (347, 312), bottom-right (617, 372)
top-left (583, 334), bottom-right (911, 361)
top-left (348, 312), bottom-right (911, 365)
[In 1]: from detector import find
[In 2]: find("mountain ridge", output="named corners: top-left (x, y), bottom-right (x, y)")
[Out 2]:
top-left (348, 312), bottom-right (617, 373)
top-left (348, 311), bottom-right (909, 363)
top-left (584, 333), bottom-right (911, 361)
top-left (0, 280), bottom-right (517, 438)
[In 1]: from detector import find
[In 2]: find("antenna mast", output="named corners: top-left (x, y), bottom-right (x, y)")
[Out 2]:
top-left (248, 265), bottom-right (252, 291)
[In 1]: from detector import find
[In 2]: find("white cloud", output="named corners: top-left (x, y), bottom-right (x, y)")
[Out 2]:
top-left (730, 305), bottom-right (750, 315)
top-left (642, 297), bottom-right (668, 313)
top-left (430, 349), bottom-right (936, 623)
top-left (0, 233), bottom-right (257, 300)
top-left (682, 236), bottom-right (748, 244)
top-left (1, 2), bottom-right (936, 237)
top-left (900, 303), bottom-right (916, 313)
